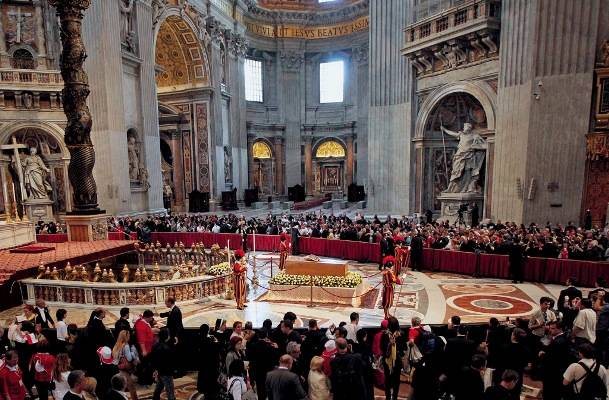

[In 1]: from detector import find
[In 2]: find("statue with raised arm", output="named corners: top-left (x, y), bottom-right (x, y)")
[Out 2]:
top-left (22, 147), bottom-right (52, 199)
top-left (440, 122), bottom-right (486, 193)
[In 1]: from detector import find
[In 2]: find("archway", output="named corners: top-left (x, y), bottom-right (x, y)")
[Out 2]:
top-left (0, 124), bottom-right (71, 219)
top-left (416, 92), bottom-right (490, 213)
top-left (313, 139), bottom-right (347, 194)
top-left (154, 12), bottom-right (212, 210)
top-left (252, 140), bottom-right (275, 195)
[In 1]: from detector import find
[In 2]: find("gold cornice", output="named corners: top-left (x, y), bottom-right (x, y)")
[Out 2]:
top-left (245, 15), bottom-right (368, 40)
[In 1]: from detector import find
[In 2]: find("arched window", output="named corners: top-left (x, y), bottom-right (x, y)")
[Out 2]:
top-left (253, 141), bottom-right (272, 159)
top-left (315, 140), bottom-right (345, 158)
top-left (11, 49), bottom-right (36, 70)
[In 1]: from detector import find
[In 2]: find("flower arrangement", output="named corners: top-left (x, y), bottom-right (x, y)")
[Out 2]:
top-left (269, 271), bottom-right (363, 288)
top-left (207, 262), bottom-right (231, 276)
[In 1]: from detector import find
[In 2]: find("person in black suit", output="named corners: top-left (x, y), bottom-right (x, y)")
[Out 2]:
top-left (330, 338), bottom-right (369, 400)
top-left (291, 223), bottom-right (300, 255)
top-left (454, 354), bottom-right (486, 400)
top-left (410, 232), bottom-right (424, 272)
top-left (84, 308), bottom-right (113, 373)
top-left (471, 203), bottom-right (480, 227)
top-left (265, 354), bottom-right (307, 400)
top-left (160, 297), bottom-right (185, 377)
top-left (114, 307), bottom-right (131, 339)
top-left (539, 321), bottom-right (573, 400)
top-left (380, 232), bottom-right (395, 268)
top-left (557, 277), bottom-right (583, 328)
top-left (508, 238), bottom-right (526, 283)
top-left (106, 374), bottom-right (128, 400)
top-left (63, 370), bottom-right (86, 400)
top-left (442, 325), bottom-right (476, 391)
top-left (34, 299), bottom-right (55, 329)
top-left (160, 297), bottom-right (183, 344)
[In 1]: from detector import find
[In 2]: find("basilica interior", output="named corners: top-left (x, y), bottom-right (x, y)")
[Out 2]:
top-left (0, 1), bottom-right (608, 398)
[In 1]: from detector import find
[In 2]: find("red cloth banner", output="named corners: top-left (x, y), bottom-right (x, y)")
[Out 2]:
top-left (36, 234), bottom-right (68, 243)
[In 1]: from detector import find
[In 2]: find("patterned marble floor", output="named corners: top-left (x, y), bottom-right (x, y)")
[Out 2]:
top-left (1, 251), bottom-right (581, 330)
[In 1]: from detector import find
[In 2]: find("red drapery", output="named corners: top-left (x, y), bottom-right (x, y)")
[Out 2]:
top-left (108, 232), bottom-right (137, 241)
top-left (36, 234), bottom-right (68, 243)
top-left (246, 234), bottom-right (281, 252)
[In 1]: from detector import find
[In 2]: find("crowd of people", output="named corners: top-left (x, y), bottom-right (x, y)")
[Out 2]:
top-left (3, 277), bottom-right (609, 400)
top-left (107, 211), bottom-right (609, 261)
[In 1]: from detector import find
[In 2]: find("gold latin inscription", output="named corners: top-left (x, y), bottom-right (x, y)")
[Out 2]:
top-left (245, 16), bottom-right (369, 40)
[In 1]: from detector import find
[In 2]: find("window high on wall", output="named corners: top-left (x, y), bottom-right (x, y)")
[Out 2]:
top-left (319, 60), bottom-right (344, 103)
top-left (318, 0), bottom-right (337, 3)
top-left (244, 59), bottom-right (263, 102)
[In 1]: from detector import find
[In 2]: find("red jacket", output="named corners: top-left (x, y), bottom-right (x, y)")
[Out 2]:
top-left (134, 318), bottom-right (153, 356)
top-left (0, 366), bottom-right (27, 400)
top-left (30, 353), bottom-right (55, 383)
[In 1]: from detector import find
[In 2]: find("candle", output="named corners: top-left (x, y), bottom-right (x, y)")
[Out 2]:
top-left (227, 241), bottom-right (230, 264)
top-left (11, 182), bottom-right (16, 210)
top-left (253, 232), bottom-right (256, 253)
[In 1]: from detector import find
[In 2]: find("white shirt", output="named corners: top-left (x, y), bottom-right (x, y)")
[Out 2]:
top-left (345, 323), bottom-right (360, 343)
top-left (227, 376), bottom-right (246, 400)
top-left (56, 321), bottom-right (68, 341)
top-left (52, 371), bottom-right (70, 400)
top-left (574, 308), bottom-right (597, 343)
top-left (563, 358), bottom-right (609, 394)
top-left (36, 307), bottom-right (47, 322)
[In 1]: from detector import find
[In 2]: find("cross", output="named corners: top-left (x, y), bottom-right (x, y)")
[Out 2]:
top-left (1, 136), bottom-right (27, 201)
top-left (8, 7), bottom-right (32, 44)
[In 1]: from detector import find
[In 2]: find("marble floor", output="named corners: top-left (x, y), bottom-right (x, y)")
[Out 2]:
top-left (0, 251), bottom-right (578, 330)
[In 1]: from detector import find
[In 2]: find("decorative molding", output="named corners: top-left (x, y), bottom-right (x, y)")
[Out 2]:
top-left (227, 32), bottom-right (248, 58)
top-left (280, 51), bottom-right (304, 71)
top-left (244, 0), bottom-right (368, 26)
top-left (351, 44), bottom-right (368, 63)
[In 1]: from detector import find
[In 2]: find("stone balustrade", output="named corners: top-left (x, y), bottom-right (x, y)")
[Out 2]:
top-left (0, 69), bottom-right (64, 90)
top-left (22, 273), bottom-right (229, 308)
top-left (402, 0), bottom-right (501, 75)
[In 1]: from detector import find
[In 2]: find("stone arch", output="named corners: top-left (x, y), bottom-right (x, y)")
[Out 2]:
top-left (154, 13), bottom-right (211, 91)
top-left (313, 138), bottom-right (347, 159)
top-left (0, 121), bottom-right (69, 158)
top-left (413, 81), bottom-right (497, 215)
top-left (251, 138), bottom-right (276, 195)
top-left (415, 80), bottom-right (496, 139)
top-left (0, 122), bottom-right (72, 214)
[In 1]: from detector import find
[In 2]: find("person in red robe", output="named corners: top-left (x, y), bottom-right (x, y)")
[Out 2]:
top-left (232, 249), bottom-right (248, 310)
top-left (279, 233), bottom-right (290, 270)
top-left (394, 245), bottom-right (410, 276)
top-left (381, 256), bottom-right (401, 319)
top-left (0, 350), bottom-right (27, 400)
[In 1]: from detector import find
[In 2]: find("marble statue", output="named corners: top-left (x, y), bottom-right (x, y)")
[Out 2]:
top-left (22, 147), bottom-right (52, 199)
top-left (23, 92), bottom-right (33, 109)
top-left (151, 0), bottom-right (168, 29)
top-left (224, 146), bottom-right (232, 183)
top-left (441, 122), bottom-right (486, 193)
top-left (119, 0), bottom-right (135, 47)
top-left (128, 135), bottom-right (140, 181)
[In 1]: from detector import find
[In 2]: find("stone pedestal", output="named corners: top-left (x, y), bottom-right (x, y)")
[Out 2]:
top-left (24, 198), bottom-right (54, 222)
top-left (438, 192), bottom-right (484, 226)
top-left (0, 221), bottom-right (35, 249)
top-left (63, 213), bottom-right (108, 242)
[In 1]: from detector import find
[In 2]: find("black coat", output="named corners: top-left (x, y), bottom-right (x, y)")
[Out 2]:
top-left (197, 337), bottom-right (222, 395)
top-left (330, 353), bottom-right (368, 400)
top-left (411, 235), bottom-right (424, 258)
top-left (35, 307), bottom-right (54, 329)
top-left (265, 368), bottom-right (307, 400)
top-left (161, 306), bottom-right (184, 341)
top-left (557, 286), bottom-right (583, 313)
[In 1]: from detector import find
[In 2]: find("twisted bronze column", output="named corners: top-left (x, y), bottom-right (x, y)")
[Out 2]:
top-left (49, 0), bottom-right (100, 213)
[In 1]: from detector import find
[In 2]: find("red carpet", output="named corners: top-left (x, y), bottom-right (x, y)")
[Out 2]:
top-left (0, 240), bottom-right (136, 284)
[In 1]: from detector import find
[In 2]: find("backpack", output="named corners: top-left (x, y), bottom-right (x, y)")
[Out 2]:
top-left (416, 329), bottom-right (438, 356)
top-left (574, 361), bottom-right (607, 400)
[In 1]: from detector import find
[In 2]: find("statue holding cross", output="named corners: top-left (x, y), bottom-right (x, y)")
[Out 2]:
top-left (1, 136), bottom-right (27, 202)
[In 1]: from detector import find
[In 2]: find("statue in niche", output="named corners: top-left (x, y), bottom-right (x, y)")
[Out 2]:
top-left (21, 147), bottom-right (52, 200)
top-left (139, 168), bottom-right (150, 191)
top-left (151, 0), bottom-right (168, 29)
top-left (220, 44), bottom-right (226, 84)
top-left (440, 122), bottom-right (486, 193)
top-left (224, 146), bottom-right (232, 183)
top-left (23, 92), bottom-right (33, 109)
top-left (128, 134), bottom-right (141, 181)
top-left (119, 0), bottom-right (136, 52)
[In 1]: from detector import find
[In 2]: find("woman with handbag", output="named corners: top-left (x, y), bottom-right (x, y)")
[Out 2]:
top-left (112, 330), bottom-right (138, 400)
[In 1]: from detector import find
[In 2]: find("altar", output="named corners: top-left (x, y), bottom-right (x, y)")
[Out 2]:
top-left (0, 220), bottom-right (35, 249)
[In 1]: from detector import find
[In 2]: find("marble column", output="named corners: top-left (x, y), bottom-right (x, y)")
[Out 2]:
top-left (168, 131), bottom-right (185, 209)
top-left (345, 135), bottom-right (354, 186)
top-left (136, 0), bottom-right (163, 212)
top-left (367, 0), bottom-right (413, 213)
top-left (33, 0), bottom-right (47, 68)
top-left (273, 136), bottom-right (284, 195)
top-left (304, 137), bottom-right (313, 195)
top-left (0, 12), bottom-right (8, 68)
top-left (247, 134), bottom-right (255, 190)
